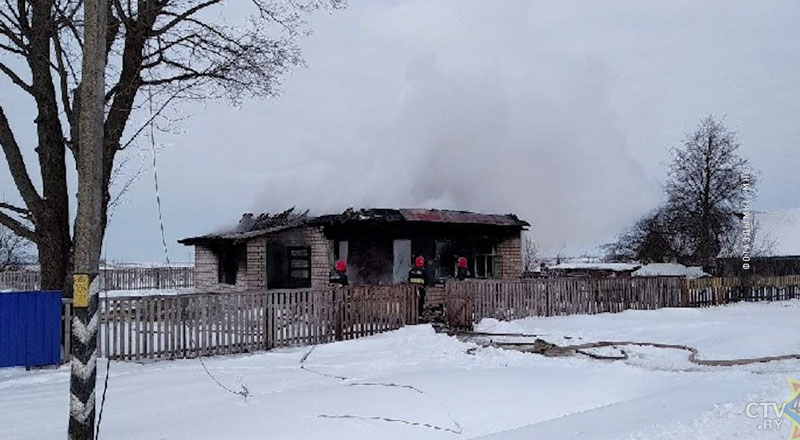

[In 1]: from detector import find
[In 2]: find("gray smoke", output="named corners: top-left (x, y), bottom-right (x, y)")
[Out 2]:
top-left (95, 0), bottom-right (800, 262)
top-left (248, 3), bottom-right (663, 256)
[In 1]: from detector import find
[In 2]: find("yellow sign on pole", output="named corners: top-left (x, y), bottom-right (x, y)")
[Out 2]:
top-left (73, 274), bottom-right (89, 308)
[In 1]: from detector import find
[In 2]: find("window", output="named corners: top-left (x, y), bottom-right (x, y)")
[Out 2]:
top-left (474, 237), bottom-right (498, 279)
top-left (216, 244), bottom-right (246, 285)
top-left (335, 240), bottom-right (348, 262)
top-left (435, 240), bottom-right (455, 279)
top-left (266, 242), bottom-right (287, 289)
top-left (474, 254), bottom-right (498, 278)
top-left (267, 244), bottom-right (312, 289)
top-left (288, 246), bottom-right (311, 288)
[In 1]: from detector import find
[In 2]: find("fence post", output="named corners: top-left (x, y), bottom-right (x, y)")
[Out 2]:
top-left (545, 280), bottom-right (551, 317)
top-left (62, 299), bottom-right (72, 363)
top-left (334, 288), bottom-right (343, 341)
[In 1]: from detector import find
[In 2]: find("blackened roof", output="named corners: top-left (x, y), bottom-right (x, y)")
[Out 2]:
top-left (179, 207), bottom-right (529, 245)
top-left (399, 209), bottom-right (527, 226)
top-left (311, 208), bottom-right (529, 227)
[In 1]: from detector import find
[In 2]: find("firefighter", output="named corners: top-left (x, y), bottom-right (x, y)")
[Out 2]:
top-left (456, 256), bottom-right (469, 280)
top-left (408, 256), bottom-right (427, 316)
top-left (329, 260), bottom-right (348, 286)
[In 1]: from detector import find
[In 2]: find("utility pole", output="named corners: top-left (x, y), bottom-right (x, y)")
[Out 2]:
top-left (69, 0), bottom-right (106, 438)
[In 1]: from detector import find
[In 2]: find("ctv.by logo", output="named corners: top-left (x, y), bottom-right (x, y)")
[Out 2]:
top-left (745, 379), bottom-right (800, 439)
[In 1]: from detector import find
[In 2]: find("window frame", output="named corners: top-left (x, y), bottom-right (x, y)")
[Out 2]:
top-left (287, 246), bottom-right (312, 288)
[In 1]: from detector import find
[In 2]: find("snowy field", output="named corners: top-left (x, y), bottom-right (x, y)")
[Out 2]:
top-left (2, 300), bottom-right (799, 439)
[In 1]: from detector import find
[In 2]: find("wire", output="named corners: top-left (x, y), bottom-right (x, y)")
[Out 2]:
top-left (143, 88), bottom-right (245, 400)
top-left (97, 85), bottom-right (167, 438)
top-left (95, 266), bottom-right (111, 438)
top-left (95, 358), bottom-right (111, 438)
top-left (149, 89), bottom-right (171, 269)
top-left (194, 336), bottom-right (250, 399)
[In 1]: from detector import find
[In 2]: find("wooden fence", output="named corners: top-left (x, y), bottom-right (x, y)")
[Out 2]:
top-left (445, 276), bottom-right (800, 329)
top-left (0, 271), bottom-right (41, 291)
top-left (77, 286), bottom-right (418, 361)
top-left (684, 275), bottom-right (800, 307)
top-left (0, 266), bottom-right (194, 291)
top-left (445, 277), bottom-right (685, 329)
top-left (100, 266), bottom-right (194, 290)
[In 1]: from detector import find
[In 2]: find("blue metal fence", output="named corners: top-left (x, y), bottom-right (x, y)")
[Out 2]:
top-left (0, 290), bottom-right (62, 368)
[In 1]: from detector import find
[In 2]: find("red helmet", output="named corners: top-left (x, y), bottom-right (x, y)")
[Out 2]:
top-left (457, 257), bottom-right (468, 268)
top-left (414, 256), bottom-right (425, 268)
top-left (335, 260), bottom-right (347, 272)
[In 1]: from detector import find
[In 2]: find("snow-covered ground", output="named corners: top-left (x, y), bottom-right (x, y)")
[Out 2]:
top-left (2, 301), bottom-right (799, 439)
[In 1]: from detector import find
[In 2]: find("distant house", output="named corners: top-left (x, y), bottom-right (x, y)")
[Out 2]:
top-left (179, 208), bottom-right (529, 293)
top-left (715, 256), bottom-right (800, 277)
top-left (544, 262), bottom-right (640, 278)
top-left (714, 209), bottom-right (800, 277)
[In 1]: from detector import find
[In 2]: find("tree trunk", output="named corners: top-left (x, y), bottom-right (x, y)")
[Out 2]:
top-left (37, 208), bottom-right (72, 292)
top-left (69, 0), bottom-right (106, 437)
top-left (26, 0), bottom-right (73, 293)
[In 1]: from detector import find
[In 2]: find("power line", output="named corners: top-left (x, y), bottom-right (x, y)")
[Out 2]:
top-left (149, 89), bottom-right (171, 268)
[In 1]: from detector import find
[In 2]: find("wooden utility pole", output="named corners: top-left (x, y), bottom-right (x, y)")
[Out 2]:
top-left (69, 0), bottom-right (106, 438)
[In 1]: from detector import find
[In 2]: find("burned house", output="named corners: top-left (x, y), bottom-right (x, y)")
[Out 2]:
top-left (179, 208), bottom-right (529, 293)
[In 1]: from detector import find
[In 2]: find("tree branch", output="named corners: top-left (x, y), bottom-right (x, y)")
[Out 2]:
top-left (152, 0), bottom-right (222, 37)
top-left (0, 104), bottom-right (42, 213)
top-left (0, 201), bottom-right (30, 217)
top-left (0, 61), bottom-right (33, 94)
top-left (0, 209), bottom-right (36, 242)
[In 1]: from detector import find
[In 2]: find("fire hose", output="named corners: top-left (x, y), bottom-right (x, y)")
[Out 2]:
top-left (450, 330), bottom-right (800, 367)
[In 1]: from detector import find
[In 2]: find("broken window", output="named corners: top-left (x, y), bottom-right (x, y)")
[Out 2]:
top-left (216, 244), bottom-right (246, 285)
top-left (435, 240), bottom-right (455, 280)
top-left (266, 244), bottom-right (312, 289)
top-left (288, 246), bottom-right (312, 288)
top-left (266, 242), bottom-right (287, 289)
top-left (335, 240), bottom-right (348, 263)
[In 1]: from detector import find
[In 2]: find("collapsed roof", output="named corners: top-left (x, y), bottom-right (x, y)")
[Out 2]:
top-left (179, 207), bottom-right (529, 245)
top-left (311, 208), bottom-right (529, 227)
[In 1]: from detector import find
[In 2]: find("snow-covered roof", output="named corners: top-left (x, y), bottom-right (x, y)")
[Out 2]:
top-left (548, 262), bottom-right (640, 272)
top-left (632, 263), bottom-right (710, 279)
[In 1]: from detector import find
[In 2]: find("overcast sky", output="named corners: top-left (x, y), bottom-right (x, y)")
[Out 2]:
top-left (2, 0), bottom-right (799, 263)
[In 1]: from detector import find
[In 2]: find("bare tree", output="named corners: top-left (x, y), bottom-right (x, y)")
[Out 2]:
top-left (606, 116), bottom-right (754, 266)
top-left (603, 207), bottom-right (682, 263)
top-left (0, 0), bottom-right (343, 291)
top-left (665, 115), bottom-right (753, 266)
top-left (0, 225), bottom-right (31, 271)
top-left (522, 235), bottom-right (539, 273)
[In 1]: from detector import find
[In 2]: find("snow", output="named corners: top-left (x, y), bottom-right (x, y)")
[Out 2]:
top-left (547, 262), bottom-right (640, 272)
top-left (2, 301), bottom-right (800, 439)
top-left (755, 208), bottom-right (800, 256)
top-left (632, 263), bottom-right (711, 279)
